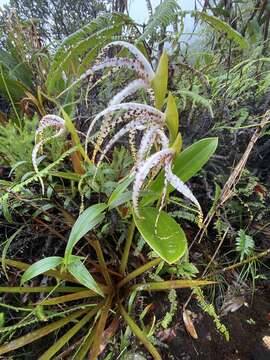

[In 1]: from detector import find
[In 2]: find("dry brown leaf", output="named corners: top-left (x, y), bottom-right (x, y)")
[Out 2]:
top-left (156, 327), bottom-right (177, 342)
top-left (183, 309), bottom-right (198, 339)
top-left (221, 296), bottom-right (247, 316)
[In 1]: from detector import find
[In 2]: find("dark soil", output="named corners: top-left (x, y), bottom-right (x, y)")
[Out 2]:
top-left (153, 289), bottom-right (270, 360)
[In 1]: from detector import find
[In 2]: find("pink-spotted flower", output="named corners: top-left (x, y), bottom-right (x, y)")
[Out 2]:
top-left (59, 41), bottom-right (155, 105)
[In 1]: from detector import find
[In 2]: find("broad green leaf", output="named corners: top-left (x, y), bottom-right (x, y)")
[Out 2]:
top-left (109, 191), bottom-right (132, 209)
top-left (108, 174), bottom-right (134, 208)
top-left (65, 203), bottom-right (107, 260)
top-left (68, 260), bottom-right (104, 296)
top-left (151, 51), bottom-right (168, 110)
top-left (21, 257), bottom-right (63, 285)
top-left (133, 207), bottom-right (187, 264)
top-left (195, 12), bottom-right (248, 49)
top-left (142, 137), bottom-right (218, 205)
top-left (165, 92), bottom-right (179, 142)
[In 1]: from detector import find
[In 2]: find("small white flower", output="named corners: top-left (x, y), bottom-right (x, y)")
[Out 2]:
top-left (59, 41), bottom-right (155, 104)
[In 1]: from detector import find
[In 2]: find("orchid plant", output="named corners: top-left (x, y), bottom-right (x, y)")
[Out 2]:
top-left (0, 40), bottom-right (218, 360)
top-left (32, 41), bottom-right (203, 260)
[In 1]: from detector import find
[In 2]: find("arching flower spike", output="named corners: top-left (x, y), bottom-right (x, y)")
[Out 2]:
top-left (59, 41), bottom-right (155, 104)
top-left (85, 102), bottom-right (165, 161)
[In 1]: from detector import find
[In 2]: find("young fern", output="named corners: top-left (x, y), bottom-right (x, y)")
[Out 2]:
top-left (235, 229), bottom-right (255, 261)
top-left (194, 287), bottom-right (229, 341)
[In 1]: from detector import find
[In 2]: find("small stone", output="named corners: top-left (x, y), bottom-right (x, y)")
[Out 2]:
top-left (262, 335), bottom-right (270, 349)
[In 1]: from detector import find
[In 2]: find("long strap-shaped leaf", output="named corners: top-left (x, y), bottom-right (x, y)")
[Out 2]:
top-left (0, 309), bottom-right (88, 355)
top-left (41, 290), bottom-right (99, 306)
top-left (119, 303), bottom-right (162, 360)
top-left (89, 295), bottom-right (112, 360)
top-left (132, 279), bottom-right (216, 292)
top-left (38, 305), bottom-right (101, 359)
top-left (1, 258), bottom-right (76, 282)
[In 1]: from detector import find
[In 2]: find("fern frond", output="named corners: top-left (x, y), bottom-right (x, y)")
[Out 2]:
top-left (195, 12), bottom-right (248, 49)
top-left (138, 0), bottom-right (179, 42)
top-left (179, 90), bottom-right (214, 118)
top-left (47, 13), bottom-right (136, 94)
top-left (236, 229), bottom-right (255, 261)
top-left (194, 287), bottom-right (229, 341)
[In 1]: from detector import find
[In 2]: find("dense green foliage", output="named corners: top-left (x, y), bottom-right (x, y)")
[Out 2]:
top-left (0, 0), bottom-right (270, 359)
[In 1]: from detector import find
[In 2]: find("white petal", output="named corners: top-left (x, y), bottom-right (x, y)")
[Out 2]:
top-left (102, 41), bottom-right (155, 79)
top-left (136, 126), bottom-right (160, 164)
top-left (156, 129), bottom-right (169, 149)
top-left (133, 149), bottom-right (173, 217)
top-left (109, 79), bottom-right (148, 106)
top-left (165, 162), bottom-right (201, 211)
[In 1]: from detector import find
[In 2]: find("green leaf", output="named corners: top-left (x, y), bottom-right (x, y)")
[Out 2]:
top-left (108, 174), bottom-right (134, 208)
top-left (65, 203), bottom-right (107, 260)
top-left (195, 12), bottom-right (248, 49)
top-left (142, 138), bottom-right (218, 205)
top-left (61, 107), bottom-right (91, 164)
top-left (21, 257), bottom-right (63, 285)
top-left (67, 260), bottom-right (104, 296)
top-left (2, 226), bottom-right (24, 280)
top-left (133, 207), bottom-right (187, 264)
top-left (165, 92), bottom-right (179, 142)
top-left (151, 51), bottom-right (168, 110)
top-left (138, 0), bottom-right (179, 43)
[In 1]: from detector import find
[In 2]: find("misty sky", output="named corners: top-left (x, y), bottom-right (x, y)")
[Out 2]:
top-left (0, 0), bottom-right (197, 21)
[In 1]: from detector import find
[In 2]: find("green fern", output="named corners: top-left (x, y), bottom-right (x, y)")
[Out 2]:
top-left (160, 289), bottom-right (177, 329)
top-left (194, 287), bottom-right (229, 341)
top-left (0, 146), bottom-right (78, 221)
top-left (179, 89), bottom-right (214, 118)
top-left (236, 229), bottom-right (255, 261)
top-left (195, 12), bottom-right (248, 49)
top-left (0, 117), bottom-right (37, 179)
top-left (47, 13), bottom-right (136, 95)
top-left (138, 0), bottom-right (179, 42)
